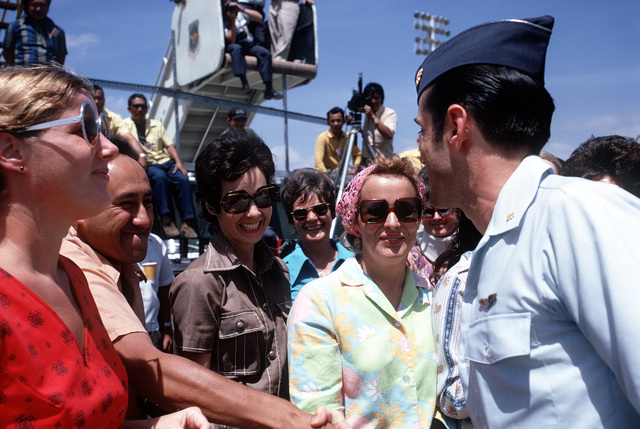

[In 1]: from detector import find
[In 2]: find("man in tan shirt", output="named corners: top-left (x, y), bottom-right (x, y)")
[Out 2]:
top-left (315, 107), bottom-right (360, 181)
top-left (60, 140), bottom-right (347, 428)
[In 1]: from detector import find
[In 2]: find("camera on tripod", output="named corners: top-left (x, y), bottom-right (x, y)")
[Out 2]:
top-left (346, 73), bottom-right (371, 125)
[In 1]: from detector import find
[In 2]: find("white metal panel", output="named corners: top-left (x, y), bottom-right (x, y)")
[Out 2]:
top-left (172, 0), bottom-right (225, 87)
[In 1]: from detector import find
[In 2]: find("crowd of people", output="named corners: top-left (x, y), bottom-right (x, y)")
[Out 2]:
top-left (1, 6), bottom-right (640, 429)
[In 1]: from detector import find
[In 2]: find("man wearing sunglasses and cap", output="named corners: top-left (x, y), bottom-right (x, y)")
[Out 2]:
top-left (415, 16), bottom-right (640, 427)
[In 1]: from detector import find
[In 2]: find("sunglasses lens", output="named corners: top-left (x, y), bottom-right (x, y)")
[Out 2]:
top-left (441, 209), bottom-right (454, 217)
top-left (360, 200), bottom-right (389, 224)
top-left (253, 189), bottom-right (273, 209)
top-left (83, 102), bottom-right (98, 147)
top-left (292, 209), bottom-right (307, 221)
top-left (222, 192), bottom-right (251, 213)
top-left (395, 198), bottom-right (422, 222)
top-left (424, 207), bottom-right (454, 219)
top-left (313, 203), bottom-right (329, 216)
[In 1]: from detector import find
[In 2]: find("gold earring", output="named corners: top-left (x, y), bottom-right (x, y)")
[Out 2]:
top-left (19, 165), bottom-right (24, 171)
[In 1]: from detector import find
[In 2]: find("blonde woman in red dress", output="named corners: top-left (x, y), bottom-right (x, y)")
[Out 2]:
top-left (0, 65), bottom-right (209, 429)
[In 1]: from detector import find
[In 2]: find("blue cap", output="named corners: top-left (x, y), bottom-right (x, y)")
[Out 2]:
top-left (227, 107), bottom-right (248, 119)
top-left (415, 16), bottom-right (554, 102)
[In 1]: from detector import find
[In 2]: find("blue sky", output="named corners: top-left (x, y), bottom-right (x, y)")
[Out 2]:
top-left (41, 0), bottom-right (640, 171)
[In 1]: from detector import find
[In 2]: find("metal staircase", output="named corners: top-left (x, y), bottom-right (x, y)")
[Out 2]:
top-left (148, 0), bottom-right (319, 164)
top-left (0, 0), bottom-right (21, 67)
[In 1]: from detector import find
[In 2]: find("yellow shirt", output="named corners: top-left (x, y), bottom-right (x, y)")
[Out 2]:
top-left (314, 129), bottom-right (361, 172)
top-left (121, 117), bottom-right (173, 164)
top-left (102, 108), bottom-right (125, 137)
top-left (399, 148), bottom-right (424, 172)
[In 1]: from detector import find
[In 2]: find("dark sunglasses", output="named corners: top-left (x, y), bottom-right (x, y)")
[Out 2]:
top-left (219, 184), bottom-right (279, 214)
top-left (131, 103), bottom-right (148, 110)
top-left (291, 203), bottom-right (330, 221)
top-left (423, 207), bottom-right (455, 219)
top-left (19, 100), bottom-right (106, 148)
top-left (359, 197), bottom-right (423, 224)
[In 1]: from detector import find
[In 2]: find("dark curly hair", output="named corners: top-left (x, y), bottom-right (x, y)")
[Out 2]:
top-left (195, 130), bottom-right (275, 224)
top-left (562, 135), bottom-right (640, 198)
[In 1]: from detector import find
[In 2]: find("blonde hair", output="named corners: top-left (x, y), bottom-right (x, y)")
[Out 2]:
top-left (0, 65), bottom-right (93, 134)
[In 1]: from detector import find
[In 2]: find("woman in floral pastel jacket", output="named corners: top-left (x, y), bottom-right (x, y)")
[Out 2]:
top-left (288, 155), bottom-right (438, 429)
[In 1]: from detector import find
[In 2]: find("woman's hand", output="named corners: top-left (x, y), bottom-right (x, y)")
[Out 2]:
top-left (125, 407), bottom-right (212, 429)
top-left (311, 407), bottom-right (352, 429)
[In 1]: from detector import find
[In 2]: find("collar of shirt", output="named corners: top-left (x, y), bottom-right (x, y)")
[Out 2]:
top-left (336, 257), bottom-right (428, 320)
top-left (286, 239), bottom-right (351, 284)
top-left (478, 155), bottom-right (553, 247)
top-left (203, 230), bottom-right (277, 276)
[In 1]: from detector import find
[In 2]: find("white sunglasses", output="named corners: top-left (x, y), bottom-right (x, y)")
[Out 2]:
top-left (19, 100), bottom-right (109, 148)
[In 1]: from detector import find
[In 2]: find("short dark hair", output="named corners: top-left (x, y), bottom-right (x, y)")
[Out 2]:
top-left (128, 93), bottom-right (147, 107)
top-left (422, 64), bottom-right (555, 155)
top-left (195, 130), bottom-right (275, 224)
top-left (109, 135), bottom-right (138, 160)
top-left (326, 107), bottom-right (344, 121)
top-left (93, 85), bottom-right (103, 94)
top-left (562, 135), bottom-right (640, 198)
top-left (363, 82), bottom-right (384, 104)
top-left (280, 168), bottom-right (336, 224)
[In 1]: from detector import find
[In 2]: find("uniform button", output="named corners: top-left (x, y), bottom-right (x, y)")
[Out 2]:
top-left (236, 321), bottom-right (245, 332)
top-left (262, 302), bottom-right (269, 311)
top-left (484, 345), bottom-right (491, 358)
top-left (393, 320), bottom-right (401, 327)
top-left (268, 350), bottom-right (276, 360)
top-left (402, 375), bottom-right (410, 383)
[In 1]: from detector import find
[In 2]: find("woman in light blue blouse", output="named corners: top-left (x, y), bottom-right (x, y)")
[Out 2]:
top-left (281, 168), bottom-right (353, 302)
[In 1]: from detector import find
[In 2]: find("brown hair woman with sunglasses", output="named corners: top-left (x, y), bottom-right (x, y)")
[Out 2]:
top-left (0, 65), bottom-right (210, 428)
top-left (170, 130), bottom-right (293, 405)
top-left (280, 168), bottom-right (353, 302)
top-left (287, 155), bottom-right (440, 428)
top-left (407, 167), bottom-right (460, 287)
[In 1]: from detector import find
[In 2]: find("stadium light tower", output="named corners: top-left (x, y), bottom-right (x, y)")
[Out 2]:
top-left (414, 11), bottom-right (450, 56)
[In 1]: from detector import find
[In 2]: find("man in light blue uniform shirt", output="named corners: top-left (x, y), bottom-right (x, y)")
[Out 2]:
top-left (414, 15), bottom-right (640, 428)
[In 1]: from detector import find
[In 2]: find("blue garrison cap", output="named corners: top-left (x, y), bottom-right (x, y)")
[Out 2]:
top-left (415, 15), bottom-right (554, 102)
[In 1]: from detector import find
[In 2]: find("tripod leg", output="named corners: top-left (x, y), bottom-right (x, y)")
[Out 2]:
top-left (330, 127), bottom-right (359, 238)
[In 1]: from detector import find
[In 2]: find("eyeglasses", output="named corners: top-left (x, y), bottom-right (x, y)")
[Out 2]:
top-left (291, 203), bottom-right (330, 221)
top-left (19, 100), bottom-right (105, 148)
top-left (131, 103), bottom-right (147, 110)
top-left (423, 207), bottom-right (455, 219)
top-left (219, 184), bottom-right (279, 214)
top-left (359, 198), bottom-right (423, 224)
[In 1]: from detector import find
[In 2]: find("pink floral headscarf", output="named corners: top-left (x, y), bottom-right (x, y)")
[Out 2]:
top-left (335, 164), bottom-right (426, 237)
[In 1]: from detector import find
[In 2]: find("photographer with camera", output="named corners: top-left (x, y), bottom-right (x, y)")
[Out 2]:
top-left (223, 0), bottom-right (283, 100)
top-left (360, 82), bottom-right (397, 161)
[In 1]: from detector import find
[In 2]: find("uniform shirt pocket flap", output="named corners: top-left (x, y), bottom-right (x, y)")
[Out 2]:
top-left (219, 310), bottom-right (265, 339)
top-left (466, 313), bottom-right (531, 364)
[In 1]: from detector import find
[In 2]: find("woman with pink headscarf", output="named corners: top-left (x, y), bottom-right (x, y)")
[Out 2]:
top-left (287, 155), bottom-right (438, 428)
